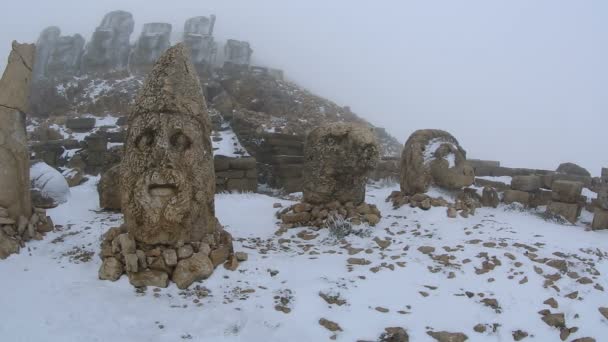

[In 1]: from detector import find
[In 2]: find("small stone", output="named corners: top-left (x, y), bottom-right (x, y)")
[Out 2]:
top-left (577, 277), bottom-right (593, 285)
top-left (162, 249), bottom-right (178, 266)
top-left (128, 270), bottom-right (169, 288)
top-left (99, 257), bottom-right (124, 281)
top-left (224, 254), bottom-right (239, 271)
top-left (319, 318), bottom-right (342, 332)
top-left (375, 306), bottom-right (389, 313)
top-left (117, 233), bottom-right (136, 255)
top-left (373, 237), bottom-right (391, 249)
top-left (418, 246), bottom-right (435, 254)
top-left (347, 257), bottom-right (371, 265)
top-left (447, 207), bottom-right (457, 218)
top-left (543, 298), bottom-right (558, 309)
top-left (599, 307), bottom-right (608, 319)
top-left (565, 291), bottom-right (578, 299)
top-left (210, 245), bottom-right (231, 267)
top-left (541, 312), bottom-right (565, 328)
top-left (426, 331), bottom-right (468, 342)
top-left (380, 327), bottom-right (409, 342)
top-left (0, 217), bottom-right (16, 225)
top-left (273, 203), bottom-right (283, 208)
top-left (124, 253), bottom-right (139, 273)
top-left (365, 214), bottom-right (381, 226)
top-left (172, 252), bottom-right (214, 289)
top-left (473, 324), bottom-right (486, 333)
top-left (512, 330), bottom-right (528, 341)
top-left (177, 245), bottom-right (194, 260)
top-left (235, 251), bottom-right (248, 261)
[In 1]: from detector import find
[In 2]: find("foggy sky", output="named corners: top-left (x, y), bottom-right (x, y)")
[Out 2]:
top-left (1, 0), bottom-right (606, 175)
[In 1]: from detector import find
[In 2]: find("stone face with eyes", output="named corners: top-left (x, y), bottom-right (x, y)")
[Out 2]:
top-left (122, 112), bottom-right (216, 246)
top-left (121, 44), bottom-right (217, 246)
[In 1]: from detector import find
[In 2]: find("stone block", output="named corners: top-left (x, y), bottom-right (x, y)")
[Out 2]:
top-left (214, 156), bottom-right (231, 171)
top-left (226, 178), bottom-right (257, 193)
top-left (530, 189), bottom-right (553, 207)
top-left (216, 170), bottom-right (245, 179)
top-left (511, 175), bottom-right (541, 192)
top-left (551, 180), bottom-right (583, 204)
top-left (66, 118), bottom-right (96, 132)
top-left (503, 190), bottom-right (530, 205)
top-left (547, 201), bottom-right (580, 224)
top-left (592, 208), bottom-right (608, 230)
top-left (229, 157), bottom-right (256, 170)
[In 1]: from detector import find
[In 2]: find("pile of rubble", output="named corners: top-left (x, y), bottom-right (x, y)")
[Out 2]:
top-left (0, 207), bottom-right (54, 259)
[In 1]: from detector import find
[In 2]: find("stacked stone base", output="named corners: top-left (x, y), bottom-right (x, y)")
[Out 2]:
top-left (592, 168), bottom-right (608, 230)
top-left (0, 207), bottom-right (54, 259)
top-left (98, 225), bottom-right (238, 289)
top-left (278, 201), bottom-right (382, 229)
top-left (545, 180), bottom-right (584, 224)
top-left (386, 189), bottom-right (481, 218)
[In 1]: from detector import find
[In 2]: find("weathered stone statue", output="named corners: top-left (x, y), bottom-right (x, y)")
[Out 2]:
top-left (279, 122), bottom-right (382, 228)
top-left (32, 27), bottom-right (60, 80)
top-left (1, 41), bottom-right (57, 260)
top-left (46, 33), bottom-right (85, 78)
top-left (183, 16), bottom-right (217, 71)
top-left (129, 23), bottom-right (172, 75)
top-left (303, 122), bottom-right (380, 205)
top-left (82, 10), bottom-right (134, 74)
top-left (224, 39), bottom-right (252, 65)
top-left (99, 44), bottom-right (234, 288)
top-left (0, 42), bottom-right (35, 220)
top-left (400, 129), bottom-right (474, 195)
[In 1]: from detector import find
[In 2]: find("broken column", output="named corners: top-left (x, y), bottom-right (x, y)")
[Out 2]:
top-left (279, 122), bottom-right (381, 228)
top-left (82, 10), bottom-right (134, 75)
top-left (129, 23), bottom-right (172, 75)
top-left (224, 39), bottom-right (252, 65)
top-left (546, 180), bottom-right (583, 224)
top-left (0, 42), bottom-right (55, 259)
top-left (592, 168), bottom-right (608, 230)
top-left (98, 44), bottom-right (234, 288)
top-left (183, 16), bottom-right (217, 73)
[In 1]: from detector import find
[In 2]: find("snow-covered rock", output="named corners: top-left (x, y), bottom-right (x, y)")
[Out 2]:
top-left (30, 161), bottom-right (70, 206)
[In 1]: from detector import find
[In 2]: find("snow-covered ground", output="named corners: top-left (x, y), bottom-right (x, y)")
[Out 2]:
top-left (0, 180), bottom-right (607, 341)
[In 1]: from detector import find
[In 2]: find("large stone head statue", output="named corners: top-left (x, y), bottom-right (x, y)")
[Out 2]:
top-left (303, 122), bottom-right (380, 205)
top-left (400, 129), bottom-right (474, 195)
top-left (121, 43), bottom-right (216, 246)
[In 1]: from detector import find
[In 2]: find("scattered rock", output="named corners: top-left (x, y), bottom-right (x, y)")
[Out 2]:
top-left (319, 318), bottom-right (342, 332)
top-left (172, 252), bottom-right (214, 289)
top-left (427, 331), bottom-right (468, 342)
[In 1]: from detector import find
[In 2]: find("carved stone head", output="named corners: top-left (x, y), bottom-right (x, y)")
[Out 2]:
top-left (121, 44), bottom-right (216, 246)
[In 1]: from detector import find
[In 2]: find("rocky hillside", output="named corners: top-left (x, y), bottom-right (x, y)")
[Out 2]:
top-left (28, 10), bottom-right (402, 158)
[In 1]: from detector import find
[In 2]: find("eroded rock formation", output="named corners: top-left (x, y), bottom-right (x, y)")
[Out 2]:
top-left (400, 129), bottom-right (474, 195)
top-left (99, 44), bottom-right (234, 288)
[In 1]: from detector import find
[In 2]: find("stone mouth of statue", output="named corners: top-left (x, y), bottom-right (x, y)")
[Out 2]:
top-left (148, 183), bottom-right (178, 197)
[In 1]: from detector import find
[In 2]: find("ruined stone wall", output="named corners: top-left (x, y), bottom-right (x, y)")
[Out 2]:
top-left (214, 156), bottom-right (257, 193)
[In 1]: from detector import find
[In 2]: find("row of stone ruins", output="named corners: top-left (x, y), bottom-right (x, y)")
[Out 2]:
top-left (2, 37), bottom-right (607, 290)
top-left (33, 10), bottom-right (253, 80)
